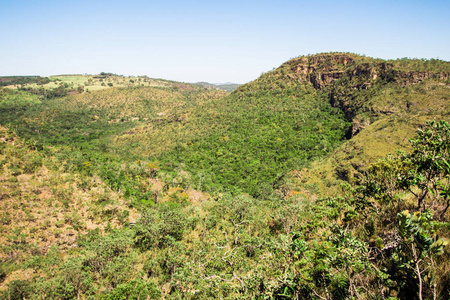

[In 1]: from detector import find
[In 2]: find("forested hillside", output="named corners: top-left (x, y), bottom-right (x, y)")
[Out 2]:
top-left (1, 53), bottom-right (450, 299)
top-left (280, 54), bottom-right (450, 196)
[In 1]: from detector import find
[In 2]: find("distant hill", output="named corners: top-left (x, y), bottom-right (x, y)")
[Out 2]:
top-left (194, 81), bottom-right (242, 92)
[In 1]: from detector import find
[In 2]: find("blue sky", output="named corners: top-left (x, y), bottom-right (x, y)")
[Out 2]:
top-left (1, 0), bottom-right (449, 83)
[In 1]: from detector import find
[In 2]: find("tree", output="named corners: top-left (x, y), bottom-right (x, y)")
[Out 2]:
top-left (403, 121), bottom-right (450, 215)
top-left (133, 203), bottom-right (186, 250)
top-left (390, 210), bottom-right (447, 300)
top-left (354, 121), bottom-right (450, 299)
top-left (358, 121), bottom-right (450, 219)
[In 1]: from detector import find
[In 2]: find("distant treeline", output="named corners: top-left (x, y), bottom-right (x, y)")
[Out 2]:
top-left (93, 72), bottom-right (119, 79)
top-left (0, 76), bottom-right (50, 87)
top-left (18, 86), bottom-right (76, 99)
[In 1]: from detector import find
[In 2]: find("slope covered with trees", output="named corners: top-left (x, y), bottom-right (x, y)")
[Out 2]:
top-left (0, 53), bottom-right (450, 299)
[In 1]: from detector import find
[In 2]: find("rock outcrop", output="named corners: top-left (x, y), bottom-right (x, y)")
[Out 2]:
top-left (281, 53), bottom-right (450, 137)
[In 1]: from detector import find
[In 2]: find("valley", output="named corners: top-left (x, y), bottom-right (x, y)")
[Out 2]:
top-left (0, 53), bottom-right (450, 299)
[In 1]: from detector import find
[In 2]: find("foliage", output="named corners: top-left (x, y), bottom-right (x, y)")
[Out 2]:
top-left (102, 279), bottom-right (161, 300)
top-left (0, 280), bottom-right (33, 300)
top-left (134, 203), bottom-right (187, 249)
top-left (399, 121), bottom-right (450, 213)
top-left (388, 210), bottom-right (448, 300)
top-left (357, 121), bottom-right (450, 221)
top-left (1, 53), bottom-right (450, 299)
top-left (0, 76), bottom-right (50, 87)
top-left (157, 82), bottom-right (349, 197)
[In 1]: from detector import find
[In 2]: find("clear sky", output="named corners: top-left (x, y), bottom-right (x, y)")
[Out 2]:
top-left (1, 0), bottom-right (449, 83)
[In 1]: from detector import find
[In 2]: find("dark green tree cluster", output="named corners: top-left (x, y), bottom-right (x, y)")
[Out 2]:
top-left (1, 121), bottom-right (448, 299)
top-left (0, 76), bottom-right (50, 87)
top-left (158, 84), bottom-right (349, 197)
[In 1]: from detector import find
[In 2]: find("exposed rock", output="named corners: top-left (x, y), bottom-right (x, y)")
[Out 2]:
top-left (283, 54), bottom-right (449, 138)
top-left (351, 118), bottom-right (371, 136)
top-left (397, 71), bottom-right (449, 86)
top-left (309, 71), bottom-right (345, 89)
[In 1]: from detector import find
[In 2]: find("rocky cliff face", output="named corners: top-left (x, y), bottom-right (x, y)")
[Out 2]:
top-left (396, 71), bottom-right (449, 86)
top-left (235, 53), bottom-right (449, 138)
top-left (286, 53), bottom-right (449, 90)
top-left (281, 53), bottom-right (450, 137)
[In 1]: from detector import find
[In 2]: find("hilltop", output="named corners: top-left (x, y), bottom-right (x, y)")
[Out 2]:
top-left (0, 74), bottom-right (231, 100)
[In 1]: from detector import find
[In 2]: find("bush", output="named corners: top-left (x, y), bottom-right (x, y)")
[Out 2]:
top-left (0, 280), bottom-right (32, 300)
top-left (134, 203), bottom-right (186, 249)
top-left (102, 279), bottom-right (161, 300)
